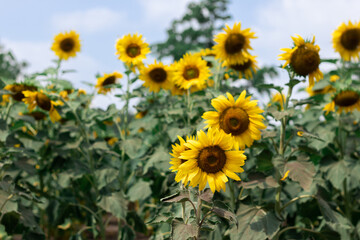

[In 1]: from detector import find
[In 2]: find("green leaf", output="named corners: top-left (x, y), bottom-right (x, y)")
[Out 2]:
top-left (167, 127), bottom-right (191, 142)
top-left (285, 157), bottom-right (316, 191)
top-left (0, 191), bottom-right (17, 214)
top-left (255, 83), bottom-right (283, 93)
top-left (161, 191), bottom-right (190, 203)
top-left (95, 168), bottom-right (119, 190)
top-left (240, 174), bottom-right (278, 189)
top-left (97, 192), bottom-right (127, 220)
top-left (0, 119), bottom-right (8, 142)
top-left (127, 180), bottom-right (152, 202)
top-left (250, 212), bottom-right (280, 238)
top-left (326, 161), bottom-right (348, 190)
top-left (285, 78), bottom-right (301, 87)
top-left (271, 108), bottom-right (295, 120)
top-left (199, 189), bottom-right (213, 202)
top-left (143, 146), bottom-right (171, 174)
top-left (171, 219), bottom-right (198, 240)
top-left (212, 207), bottom-right (237, 225)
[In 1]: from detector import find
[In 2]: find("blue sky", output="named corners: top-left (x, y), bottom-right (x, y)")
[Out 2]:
top-left (1, 0), bottom-right (359, 108)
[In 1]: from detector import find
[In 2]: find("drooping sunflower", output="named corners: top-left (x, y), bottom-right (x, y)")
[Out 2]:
top-left (213, 22), bottom-right (257, 65)
top-left (332, 21), bottom-right (360, 61)
top-left (51, 30), bottom-right (81, 60)
top-left (4, 83), bottom-right (37, 101)
top-left (95, 72), bottom-right (123, 94)
top-left (178, 128), bottom-right (246, 193)
top-left (22, 90), bottom-right (63, 122)
top-left (202, 91), bottom-right (266, 149)
top-left (139, 61), bottom-right (173, 93)
top-left (279, 35), bottom-right (323, 87)
top-left (223, 54), bottom-right (258, 80)
top-left (115, 33), bottom-right (150, 65)
top-left (173, 53), bottom-right (210, 90)
top-left (169, 135), bottom-right (196, 185)
top-left (323, 90), bottom-right (360, 114)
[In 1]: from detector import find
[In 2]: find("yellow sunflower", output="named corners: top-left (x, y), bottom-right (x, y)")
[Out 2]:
top-left (135, 110), bottom-right (148, 119)
top-left (332, 21), bottom-right (360, 61)
top-left (323, 90), bottom-right (360, 114)
top-left (22, 90), bottom-right (63, 123)
top-left (139, 61), bottom-right (173, 93)
top-left (202, 91), bottom-right (266, 149)
top-left (268, 92), bottom-right (286, 110)
top-left (223, 54), bottom-right (258, 80)
top-left (169, 135), bottom-right (196, 185)
top-left (279, 35), bottom-right (323, 87)
top-left (115, 33), bottom-right (150, 65)
top-left (213, 22), bottom-right (257, 65)
top-left (178, 128), bottom-right (247, 193)
top-left (95, 72), bottom-right (123, 94)
top-left (4, 83), bottom-right (37, 101)
top-left (173, 53), bottom-right (210, 90)
top-left (51, 30), bottom-right (81, 60)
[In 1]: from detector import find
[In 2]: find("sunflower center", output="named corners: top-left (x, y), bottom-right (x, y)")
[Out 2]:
top-left (126, 44), bottom-right (141, 58)
top-left (36, 92), bottom-right (51, 111)
top-left (230, 60), bottom-right (252, 72)
top-left (219, 107), bottom-right (249, 135)
top-left (225, 34), bottom-right (245, 54)
top-left (198, 146), bottom-right (226, 173)
top-left (183, 66), bottom-right (200, 80)
top-left (60, 38), bottom-right (75, 52)
top-left (149, 68), bottom-right (167, 83)
top-left (290, 46), bottom-right (320, 76)
top-left (102, 76), bottom-right (116, 86)
top-left (334, 91), bottom-right (360, 107)
top-left (340, 29), bottom-right (360, 51)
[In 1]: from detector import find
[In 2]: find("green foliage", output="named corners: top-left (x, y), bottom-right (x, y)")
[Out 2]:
top-left (0, 44), bottom-right (26, 81)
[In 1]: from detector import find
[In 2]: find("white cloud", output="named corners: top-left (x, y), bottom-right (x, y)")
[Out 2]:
top-left (52, 8), bottom-right (124, 34)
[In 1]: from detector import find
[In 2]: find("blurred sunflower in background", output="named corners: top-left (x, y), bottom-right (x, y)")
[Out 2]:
top-left (223, 54), bottom-right (258, 80)
top-left (268, 92), bottom-right (286, 110)
top-left (22, 90), bottom-right (63, 122)
top-left (173, 53), bottom-right (210, 90)
top-left (332, 20), bottom-right (360, 61)
top-left (202, 91), bottom-right (266, 149)
top-left (115, 33), bottom-right (150, 65)
top-left (306, 84), bottom-right (334, 97)
top-left (178, 128), bottom-right (246, 193)
top-left (3, 83), bottom-right (38, 101)
top-left (323, 89), bottom-right (360, 114)
top-left (279, 35), bottom-right (323, 87)
top-left (95, 72), bottom-right (123, 94)
top-left (51, 30), bottom-right (81, 60)
top-left (213, 22), bottom-right (256, 65)
top-left (139, 60), bottom-right (173, 93)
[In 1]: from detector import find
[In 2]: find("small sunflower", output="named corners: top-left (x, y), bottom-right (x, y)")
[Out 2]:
top-left (115, 33), bottom-right (150, 65)
top-left (323, 90), bottom-right (360, 114)
top-left (213, 22), bottom-right (257, 65)
top-left (268, 92), bottom-right (286, 110)
top-left (95, 72), bottom-right (123, 94)
top-left (173, 53), bottom-right (210, 90)
top-left (279, 35), bottom-right (323, 87)
top-left (135, 110), bottom-right (148, 119)
top-left (169, 135), bottom-right (196, 185)
top-left (178, 128), bottom-right (247, 193)
top-left (51, 30), bottom-right (81, 60)
top-left (22, 90), bottom-right (63, 123)
top-left (332, 21), bottom-right (360, 61)
top-left (139, 61), bottom-right (173, 93)
top-left (223, 55), bottom-right (258, 80)
top-left (202, 91), bottom-right (266, 149)
top-left (4, 83), bottom-right (37, 101)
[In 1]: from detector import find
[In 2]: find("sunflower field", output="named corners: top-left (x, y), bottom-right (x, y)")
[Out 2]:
top-left (1, 3), bottom-right (360, 239)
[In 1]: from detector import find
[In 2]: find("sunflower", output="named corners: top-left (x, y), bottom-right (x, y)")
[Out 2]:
top-left (177, 128), bottom-right (246, 193)
top-left (169, 135), bottom-right (196, 185)
top-left (51, 30), bottom-right (81, 60)
top-left (279, 35), bottom-right (323, 87)
top-left (139, 61), bottom-right (173, 93)
top-left (173, 53), bottom-right (210, 90)
top-left (22, 90), bottom-right (63, 122)
top-left (332, 21), bottom-right (360, 61)
top-left (223, 54), bottom-right (258, 80)
top-left (95, 72), bottom-right (123, 94)
top-left (194, 48), bottom-right (216, 68)
top-left (213, 22), bottom-right (256, 65)
top-left (135, 110), bottom-right (148, 119)
top-left (268, 92), bottom-right (286, 110)
top-left (306, 84), bottom-right (334, 97)
top-left (115, 33), bottom-right (150, 65)
top-left (4, 83), bottom-right (37, 101)
top-left (323, 90), bottom-right (360, 114)
top-left (202, 91), bottom-right (266, 149)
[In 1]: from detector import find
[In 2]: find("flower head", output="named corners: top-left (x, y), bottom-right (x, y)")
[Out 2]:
top-left (139, 60), bottom-right (173, 93)
top-left (332, 20), bottom-right (360, 61)
top-left (95, 72), bottom-right (123, 94)
top-left (115, 33), bottom-right (150, 65)
top-left (51, 30), bottom-right (81, 60)
top-left (323, 90), bottom-right (360, 114)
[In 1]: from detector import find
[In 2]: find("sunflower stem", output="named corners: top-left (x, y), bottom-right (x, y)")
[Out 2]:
top-left (186, 88), bottom-right (192, 128)
top-left (196, 190), bottom-right (203, 239)
top-left (228, 179), bottom-right (236, 211)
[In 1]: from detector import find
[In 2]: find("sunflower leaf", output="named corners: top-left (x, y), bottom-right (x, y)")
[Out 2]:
top-left (161, 191), bottom-right (190, 203)
top-left (171, 219), bottom-right (198, 240)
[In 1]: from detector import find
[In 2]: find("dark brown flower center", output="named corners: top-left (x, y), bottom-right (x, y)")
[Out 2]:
top-left (11, 85), bottom-right (37, 101)
top-left (225, 33), bottom-right (245, 54)
top-left (183, 66), bottom-right (199, 80)
top-left (230, 60), bottom-right (252, 72)
top-left (102, 76), bottom-right (116, 86)
top-left (27, 111), bottom-right (46, 120)
top-left (126, 44), bottom-right (141, 58)
top-left (60, 38), bottom-right (75, 52)
top-left (334, 91), bottom-right (360, 107)
top-left (219, 107), bottom-right (249, 135)
top-left (149, 68), bottom-right (167, 83)
top-left (290, 46), bottom-right (320, 76)
top-left (198, 146), bottom-right (226, 173)
top-left (340, 29), bottom-right (360, 51)
top-left (36, 92), bottom-right (51, 111)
